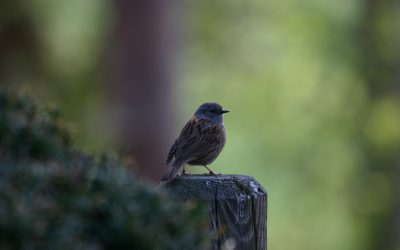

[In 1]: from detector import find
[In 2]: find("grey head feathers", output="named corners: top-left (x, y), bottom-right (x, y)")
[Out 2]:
top-left (194, 102), bottom-right (229, 124)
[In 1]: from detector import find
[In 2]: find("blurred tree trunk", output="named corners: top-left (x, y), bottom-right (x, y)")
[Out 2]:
top-left (0, 1), bottom-right (43, 86)
top-left (360, 0), bottom-right (400, 249)
top-left (107, 0), bottom-right (177, 182)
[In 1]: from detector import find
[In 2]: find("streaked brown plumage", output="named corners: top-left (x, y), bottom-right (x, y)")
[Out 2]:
top-left (161, 103), bottom-right (229, 182)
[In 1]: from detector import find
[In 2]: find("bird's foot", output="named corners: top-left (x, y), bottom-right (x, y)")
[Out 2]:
top-left (201, 170), bottom-right (216, 175)
top-left (180, 169), bottom-right (190, 175)
top-left (203, 165), bottom-right (217, 175)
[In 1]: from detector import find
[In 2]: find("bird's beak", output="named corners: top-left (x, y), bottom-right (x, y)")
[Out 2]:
top-left (221, 109), bottom-right (230, 114)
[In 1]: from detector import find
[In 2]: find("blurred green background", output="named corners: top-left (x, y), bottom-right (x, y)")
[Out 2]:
top-left (1, 0), bottom-right (400, 249)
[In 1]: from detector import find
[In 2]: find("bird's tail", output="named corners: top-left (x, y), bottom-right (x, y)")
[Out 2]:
top-left (161, 158), bottom-right (185, 182)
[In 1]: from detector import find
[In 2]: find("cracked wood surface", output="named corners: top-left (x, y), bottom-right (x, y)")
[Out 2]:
top-left (160, 174), bottom-right (268, 250)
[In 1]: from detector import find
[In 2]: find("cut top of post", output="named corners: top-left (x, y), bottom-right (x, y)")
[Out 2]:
top-left (160, 174), bottom-right (267, 201)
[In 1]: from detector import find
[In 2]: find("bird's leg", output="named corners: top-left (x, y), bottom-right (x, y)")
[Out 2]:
top-left (203, 165), bottom-right (216, 175)
top-left (181, 167), bottom-right (190, 175)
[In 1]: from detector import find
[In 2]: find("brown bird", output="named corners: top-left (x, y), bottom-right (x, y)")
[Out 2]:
top-left (161, 103), bottom-right (229, 182)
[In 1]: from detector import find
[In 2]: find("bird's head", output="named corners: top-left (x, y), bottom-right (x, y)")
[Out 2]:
top-left (194, 102), bottom-right (229, 123)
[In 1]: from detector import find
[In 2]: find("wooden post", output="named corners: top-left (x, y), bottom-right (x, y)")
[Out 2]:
top-left (161, 174), bottom-right (268, 250)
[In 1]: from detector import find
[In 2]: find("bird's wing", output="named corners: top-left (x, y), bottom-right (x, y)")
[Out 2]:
top-left (176, 117), bottom-right (225, 160)
top-left (166, 140), bottom-right (177, 165)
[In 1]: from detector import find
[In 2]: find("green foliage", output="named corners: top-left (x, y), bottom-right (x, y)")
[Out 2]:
top-left (0, 91), bottom-right (71, 161)
top-left (0, 91), bottom-right (208, 250)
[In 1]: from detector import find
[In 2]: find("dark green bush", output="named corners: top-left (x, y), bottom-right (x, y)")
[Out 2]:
top-left (0, 91), bottom-right (208, 250)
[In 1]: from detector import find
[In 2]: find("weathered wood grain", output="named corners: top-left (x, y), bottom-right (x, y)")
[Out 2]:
top-left (160, 174), bottom-right (268, 250)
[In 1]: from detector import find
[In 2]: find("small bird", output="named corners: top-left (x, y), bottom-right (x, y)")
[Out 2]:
top-left (161, 103), bottom-right (229, 182)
